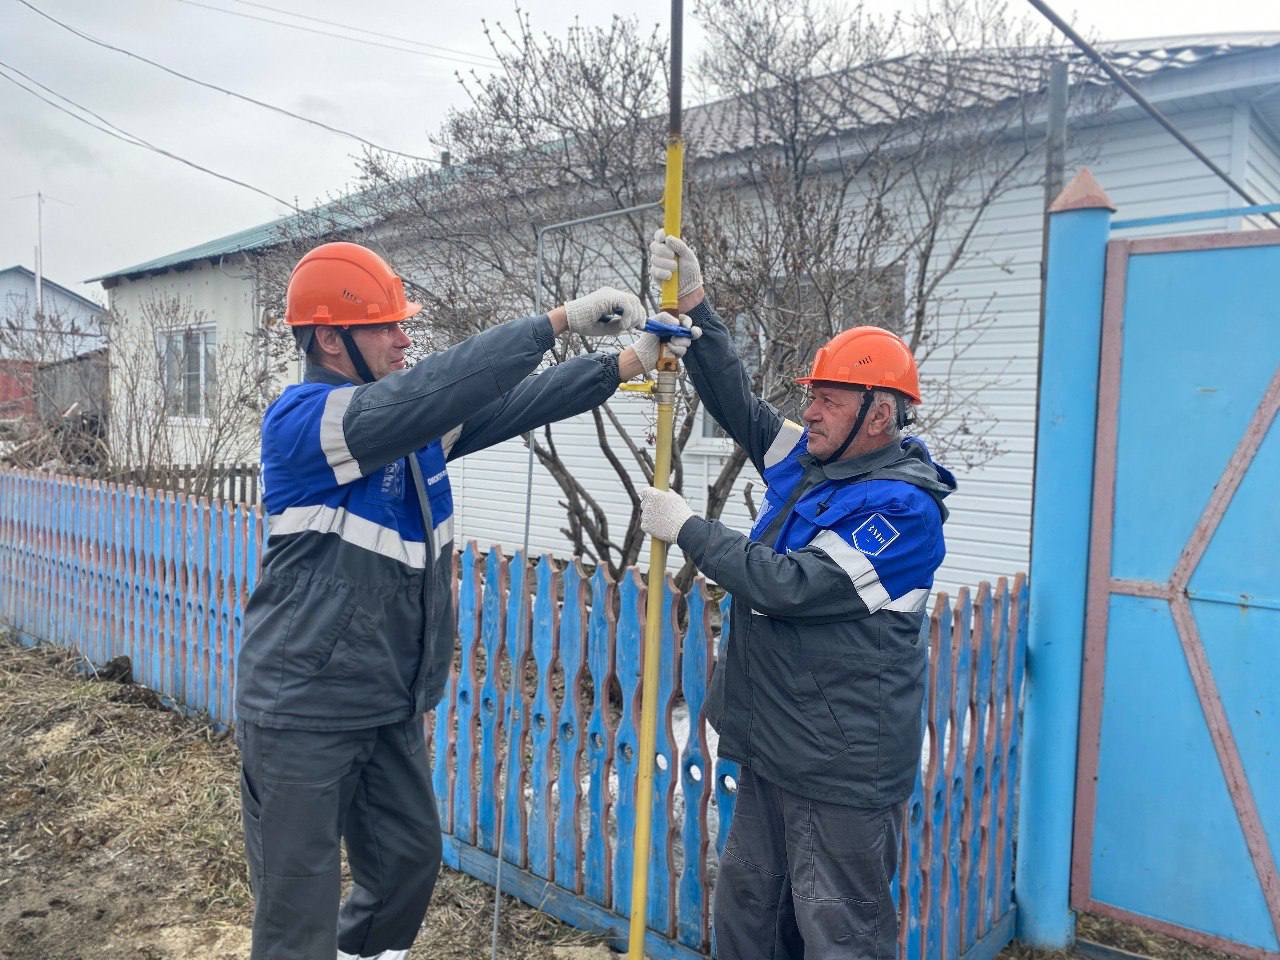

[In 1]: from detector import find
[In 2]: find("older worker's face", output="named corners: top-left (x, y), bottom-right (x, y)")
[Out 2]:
top-left (349, 321), bottom-right (412, 379)
top-left (801, 384), bottom-right (897, 461)
top-left (801, 384), bottom-right (863, 460)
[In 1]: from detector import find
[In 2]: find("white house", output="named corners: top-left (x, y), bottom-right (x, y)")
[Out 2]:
top-left (91, 34), bottom-right (1280, 596)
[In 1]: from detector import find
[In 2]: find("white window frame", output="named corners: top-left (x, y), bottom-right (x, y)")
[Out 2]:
top-left (159, 325), bottom-right (217, 421)
top-left (684, 405), bottom-right (738, 456)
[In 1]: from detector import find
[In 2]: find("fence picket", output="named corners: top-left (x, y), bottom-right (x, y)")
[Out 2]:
top-left (924, 596), bottom-right (953, 960)
top-left (501, 550), bottom-right (531, 868)
top-left (214, 502), bottom-right (231, 724)
top-left (527, 555), bottom-right (559, 879)
top-left (91, 482), bottom-right (105, 664)
top-left (904, 600), bottom-right (940, 960)
top-left (643, 575), bottom-right (679, 936)
top-left (554, 560), bottom-right (588, 893)
top-left (1000, 576), bottom-right (1029, 913)
top-left (453, 543), bottom-right (481, 846)
top-left (677, 579), bottom-right (713, 951)
top-left (185, 497), bottom-right (201, 712)
top-left (962, 582), bottom-right (993, 944)
top-left (583, 563), bottom-right (616, 909)
top-left (713, 596), bottom-right (740, 859)
top-left (477, 548), bottom-right (507, 855)
top-left (612, 569), bottom-right (644, 917)
top-left (945, 589), bottom-right (973, 960)
top-left (431, 548), bottom-right (459, 836)
top-left (984, 579), bottom-right (1011, 932)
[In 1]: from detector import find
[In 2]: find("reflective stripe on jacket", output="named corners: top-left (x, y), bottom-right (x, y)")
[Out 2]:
top-left (235, 314), bottom-right (620, 730)
top-left (678, 300), bottom-right (956, 806)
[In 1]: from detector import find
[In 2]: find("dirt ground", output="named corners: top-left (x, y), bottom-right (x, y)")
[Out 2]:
top-left (0, 635), bottom-right (1244, 960)
top-left (0, 636), bottom-right (608, 960)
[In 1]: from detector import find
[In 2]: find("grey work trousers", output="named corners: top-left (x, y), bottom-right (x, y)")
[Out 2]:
top-left (237, 717), bottom-right (442, 960)
top-left (712, 768), bottom-right (900, 960)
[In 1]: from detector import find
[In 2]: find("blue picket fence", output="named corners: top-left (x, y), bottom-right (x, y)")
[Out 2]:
top-left (0, 469), bottom-right (263, 725)
top-left (0, 469), bottom-right (1029, 959)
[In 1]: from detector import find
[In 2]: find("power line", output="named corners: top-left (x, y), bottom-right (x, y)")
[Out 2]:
top-left (223, 0), bottom-right (500, 64)
top-left (171, 0), bottom-right (500, 69)
top-left (14, 0), bottom-right (437, 163)
top-left (0, 60), bottom-right (296, 210)
top-left (1023, 0), bottom-right (1280, 228)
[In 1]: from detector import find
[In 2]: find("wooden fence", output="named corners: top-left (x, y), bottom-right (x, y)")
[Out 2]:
top-left (0, 469), bottom-right (1028, 960)
top-left (111, 461), bottom-right (261, 505)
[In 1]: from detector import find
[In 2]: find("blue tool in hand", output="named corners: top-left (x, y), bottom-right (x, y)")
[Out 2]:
top-left (595, 310), bottom-right (688, 339)
top-left (642, 316), bottom-right (689, 338)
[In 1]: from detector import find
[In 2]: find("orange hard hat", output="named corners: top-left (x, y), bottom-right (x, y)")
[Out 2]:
top-left (285, 242), bottom-right (422, 328)
top-left (795, 325), bottom-right (921, 404)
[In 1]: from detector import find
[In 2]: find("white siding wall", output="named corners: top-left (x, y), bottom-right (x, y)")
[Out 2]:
top-left (107, 258), bottom-right (262, 466)
top-left (1245, 111), bottom-right (1280, 228)
top-left (450, 105), bottom-right (1241, 597)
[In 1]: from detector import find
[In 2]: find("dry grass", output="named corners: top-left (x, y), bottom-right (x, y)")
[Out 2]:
top-left (0, 634), bottom-right (606, 959)
top-left (1, 634), bottom-right (1242, 960)
top-left (0, 640), bottom-right (248, 912)
top-left (1076, 914), bottom-right (1246, 960)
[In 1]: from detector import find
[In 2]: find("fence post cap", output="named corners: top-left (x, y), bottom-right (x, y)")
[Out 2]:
top-left (1049, 168), bottom-right (1115, 214)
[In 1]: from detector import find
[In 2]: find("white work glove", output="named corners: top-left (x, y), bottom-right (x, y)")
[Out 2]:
top-left (629, 312), bottom-right (702, 373)
top-left (639, 485), bottom-right (696, 543)
top-left (564, 287), bottom-right (646, 337)
top-left (649, 228), bottom-right (703, 300)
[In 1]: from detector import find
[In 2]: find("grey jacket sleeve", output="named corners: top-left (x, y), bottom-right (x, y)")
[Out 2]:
top-left (327, 314), bottom-right (558, 477)
top-left (682, 301), bottom-right (803, 475)
top-left (677, 515), bottom-right (872, 622)
top-left (444, 352), bottom-right (621, 460)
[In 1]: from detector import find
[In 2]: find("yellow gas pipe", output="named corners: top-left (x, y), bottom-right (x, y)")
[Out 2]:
top-left (627, 3), bottom-right (683, 955)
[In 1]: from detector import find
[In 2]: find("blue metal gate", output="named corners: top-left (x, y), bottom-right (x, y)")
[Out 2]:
top-left (1071, 224), bottom-right (1280, 957)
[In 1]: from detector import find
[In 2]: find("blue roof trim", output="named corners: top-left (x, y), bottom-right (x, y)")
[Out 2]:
top-left (0, 265), bottom-right (106, 313)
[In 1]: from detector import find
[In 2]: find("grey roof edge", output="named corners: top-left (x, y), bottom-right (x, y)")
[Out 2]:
top-left (0, 265), bottom-right (106, 314)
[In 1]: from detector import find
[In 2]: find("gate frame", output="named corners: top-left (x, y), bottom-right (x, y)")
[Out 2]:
top-left (1070, 225), bottom-right (1280, 960)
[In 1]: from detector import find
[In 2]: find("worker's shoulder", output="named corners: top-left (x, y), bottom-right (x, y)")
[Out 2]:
top-left (264, 381), bottom-right (348, 428)
top-left (828, 477), bottom-right (943, 537)
top-left (841, 476), bottom-right (936, 511)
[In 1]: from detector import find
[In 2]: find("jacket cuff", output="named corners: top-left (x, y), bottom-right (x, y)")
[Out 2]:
top-left (687, 300), bottom-right (721, 330)
top-left (676, 516), bottom-right (715, 572)
top-left (599, 352), bottom-right (620, 384)
top-left (531, 314), bottom-right (557, 352)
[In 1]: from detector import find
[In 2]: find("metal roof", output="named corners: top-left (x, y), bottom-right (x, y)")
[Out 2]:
top-left (90, 32), bottom-right (1280, 285)
top-left (84, 215), bottom-right (299, 283)
top-left (87, 192), bottom-right (377, 284)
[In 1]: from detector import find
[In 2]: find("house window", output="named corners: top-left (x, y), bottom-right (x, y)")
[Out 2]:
top-left (161, 327), bottom-right (216, 418)
top-left (773, 263), bottom-right (908, 339)
top-left (689, 265), bottom-right (906, 450)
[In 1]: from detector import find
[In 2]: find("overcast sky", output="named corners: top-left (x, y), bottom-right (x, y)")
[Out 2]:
top-left (2, 0), bottom-right (1276, 303)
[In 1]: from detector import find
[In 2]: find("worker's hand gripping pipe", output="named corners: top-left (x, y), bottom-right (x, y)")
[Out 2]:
top-left (627, 2), bottom-right (683, 956)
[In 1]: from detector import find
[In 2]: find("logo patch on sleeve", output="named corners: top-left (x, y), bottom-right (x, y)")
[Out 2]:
top-left (850, 513), bottom-right (899, 556)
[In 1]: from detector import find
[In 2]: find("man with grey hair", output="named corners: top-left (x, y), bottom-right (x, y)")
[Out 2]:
top-left (639, 230), bottom-right (956, 959)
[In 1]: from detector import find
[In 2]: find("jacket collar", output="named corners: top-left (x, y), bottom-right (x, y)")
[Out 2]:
top-left (800, 439), bottom-right (904, 482)
top-left (304, 362), bottom-right (359, 387)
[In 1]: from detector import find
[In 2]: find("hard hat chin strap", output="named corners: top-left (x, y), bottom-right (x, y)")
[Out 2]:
top-left (337, 327), bottom-right (378, 384)
top-left (822, 389), bottom-right (875, 465)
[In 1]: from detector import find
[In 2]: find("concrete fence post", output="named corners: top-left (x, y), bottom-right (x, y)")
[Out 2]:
top-left (1016, 168), bottom-right (1115, 947)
